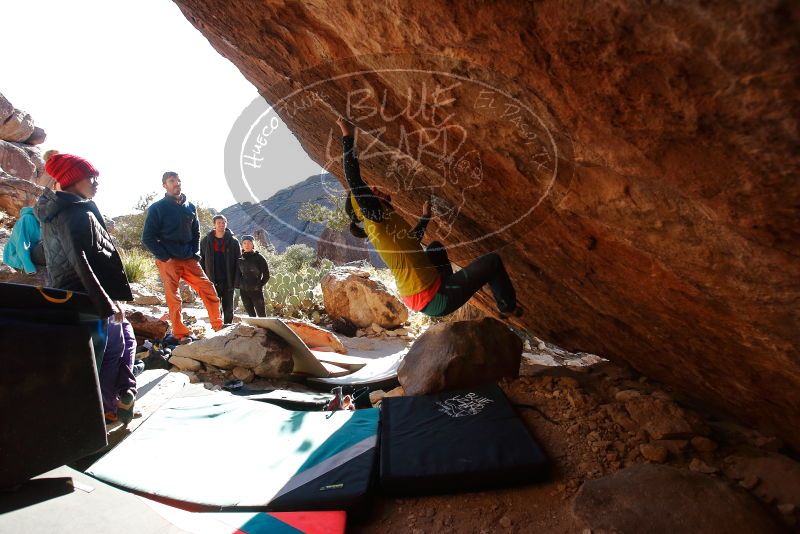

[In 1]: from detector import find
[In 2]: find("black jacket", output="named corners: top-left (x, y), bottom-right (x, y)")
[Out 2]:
top-left (34, 189), bottom-right (132, 317)
top-left (236, 250), bottom-right (270, 291)
top-left (199, 228), bottom-right (241, 289)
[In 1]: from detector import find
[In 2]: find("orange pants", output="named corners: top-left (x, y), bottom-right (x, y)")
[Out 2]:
top-left (155, 258), bottom-right (222, 337)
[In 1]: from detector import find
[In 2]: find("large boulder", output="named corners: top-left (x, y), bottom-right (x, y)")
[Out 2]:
top-left (171, 323), bottom-right (294, 376)
top-left (0, 174), bottom-right (44, 218)
top-left (572, 464), bottom-right (783, 534)
top-left (172, 1), bottom-right (800, 449)
top-left (398, 317), bottom-right (522, 396)
top-left (127, 310), bottom-right (169, 343)
top-left (129, 282), bottom-right (164, 306)
top-left (321, 266), bottom-right (407, 329)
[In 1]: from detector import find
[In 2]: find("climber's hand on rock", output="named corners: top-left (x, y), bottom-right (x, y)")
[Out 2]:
top-left (336, 116), bottom-right (354, 137)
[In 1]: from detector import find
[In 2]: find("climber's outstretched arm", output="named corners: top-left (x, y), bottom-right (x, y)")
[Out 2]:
top-left (338, 118), bottom-right (385, 223)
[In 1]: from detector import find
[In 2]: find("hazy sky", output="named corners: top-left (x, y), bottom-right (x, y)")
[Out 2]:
top-left (2, 0), bottom-right (322, 216)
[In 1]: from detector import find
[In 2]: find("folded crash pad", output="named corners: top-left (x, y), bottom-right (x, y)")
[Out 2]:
top-left (87, 390), bottom-right (379, 511)
top-left (380, 383), bottom-right (549, 495)
top-left (0, 283), bottom-right (106, 488)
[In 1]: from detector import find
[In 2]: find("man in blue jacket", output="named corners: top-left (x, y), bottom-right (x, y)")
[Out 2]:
top-left (142, 172), bottom-right (222, 340)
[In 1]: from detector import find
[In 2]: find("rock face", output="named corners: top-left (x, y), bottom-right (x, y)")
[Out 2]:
top-left (321, 266), bottom-right (408, 328)
top-left (398, 317), bottom-right (522, 396)
top-left (572, 464), bottom-right (783, 534)
top-left (173, 1), bottom-right (800, 449)
top-left (0, 173), bottom-right (44, 219)
top-left (316, 227), bottom-right (370, 265)
top-left (171, 323), bottom-right (294, 377)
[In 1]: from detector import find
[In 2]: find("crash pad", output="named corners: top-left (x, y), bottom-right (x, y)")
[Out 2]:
top-left (87, 389), bottom-right (379, 511)
top-left (380, 383), bottom-right (549, 495)
top-left (0, 283), bottom-right (106, 488)
top-left (0, 466), bottom-right (186, 533)
top-left (140, 498), bottom-right (346, 534)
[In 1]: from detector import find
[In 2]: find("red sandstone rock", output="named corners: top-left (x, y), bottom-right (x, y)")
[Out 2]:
top-left (173, 1), bottom-right (800, 448)
top-left (0, 173), bottom-right (44, 218)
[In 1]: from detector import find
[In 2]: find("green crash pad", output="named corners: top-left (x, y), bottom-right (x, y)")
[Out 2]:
top-left (87, 389), bottom-right (379, 511)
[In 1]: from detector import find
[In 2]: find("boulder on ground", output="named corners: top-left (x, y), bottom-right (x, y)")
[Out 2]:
top-left (321, 266), bottom-right (407, 329)
top-left (624, 395), bottom-right (709, 440)
top-left (171, 323), bottom-right (294, 375)
top-left (398, 317), bottom-right (522, 396)
top-left (169, 355), bottom-right (203, 372)
top-left (127, 310), bottom-right (169, 343)
top-left (331, 317), bottom-right (358, 337)
top-left (724, 453), bottom-right (800, 513)
top-left (129, 282), bottom-right (163, 306)
top-left (232, 366), bottom-right (255, 383)
top-left (179, 281), bottom-right (197, 304)
top-left (572, 464), bottom-right (783, 534)
top-left (283, 319), bottom-right (346, 354)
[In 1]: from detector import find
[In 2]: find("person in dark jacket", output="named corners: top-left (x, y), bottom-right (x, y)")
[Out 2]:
top-left (142, 172), bottom-right (222, 340)
top-left (236, 235), bottom-right (270, 317)
top-left (199, 215), bottom-right (241, 324)
top-left (34, 153), bottom-right (136, 418)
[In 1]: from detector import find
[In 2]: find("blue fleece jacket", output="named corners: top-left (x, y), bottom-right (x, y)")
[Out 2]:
top-left (141, 194), bottom-right (200, 261)
top-left (3, 207), bottom-right (41, 273)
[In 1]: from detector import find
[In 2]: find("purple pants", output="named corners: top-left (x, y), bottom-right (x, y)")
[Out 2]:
top-left (100, 319), bottom-right (137, 414)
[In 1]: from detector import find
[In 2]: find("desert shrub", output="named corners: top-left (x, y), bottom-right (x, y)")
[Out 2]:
top-left (281, 243), bottom-right (317, 271)
top-left (297, 193), bottom-right (349, 231)
top-left (120, 248), bottom-right (156, 284)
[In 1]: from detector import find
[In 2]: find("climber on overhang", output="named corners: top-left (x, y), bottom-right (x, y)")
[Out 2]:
top-left (336, 116), bottom-right (524, 320)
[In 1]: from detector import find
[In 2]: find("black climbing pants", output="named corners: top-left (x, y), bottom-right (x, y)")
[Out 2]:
top-left (215, 283), bottom-right (234, 324)
top-left (240, 288), bottom-right (266, 317)
top-left (423, 241), bottom-right (517, 317)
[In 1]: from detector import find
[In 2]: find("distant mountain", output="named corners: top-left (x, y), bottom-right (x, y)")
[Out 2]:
top-left (221, 173), bottom-right (337, 251)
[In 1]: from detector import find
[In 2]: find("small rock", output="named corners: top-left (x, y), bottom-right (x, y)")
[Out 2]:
top-left (739, 475), bottom-right (760, 490)
top-left (753, 435), bottom-right (784, 452)
top-left (615, 389), bottom-right (641, 402)
top-left (370, 322), bottom-right (384, 333)
top-left (169, 355), bottom-right (203, 372)
top-left (691, 436), bottom-right (718, 452)
top-left (777, 503), bottom-right (795, 515)
top-left (640, 443), bottom-right (668, 463)
top-left (499, 516), bottom-right (512, 528)
top-left (369, 390), bottom-right (387, 404)
top-left (689, 458), bottom-right (718, 474)
top-left (232, 366), bottom-right (255, 383)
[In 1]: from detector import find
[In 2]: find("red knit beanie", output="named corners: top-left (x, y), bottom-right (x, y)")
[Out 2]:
top-left (44, 153), bottom-right (99, 189)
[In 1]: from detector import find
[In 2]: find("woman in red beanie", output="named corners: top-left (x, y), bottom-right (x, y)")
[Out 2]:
top-left (34, 153), bottom-right (133, 371)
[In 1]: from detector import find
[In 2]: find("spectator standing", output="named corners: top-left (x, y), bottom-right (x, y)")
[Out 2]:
top-left (236, 235), bottom-right (270, 317)
top-left (141, 171), bottom-right (222, 341)
top-left (200, 215), bottom-right (240, 325)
